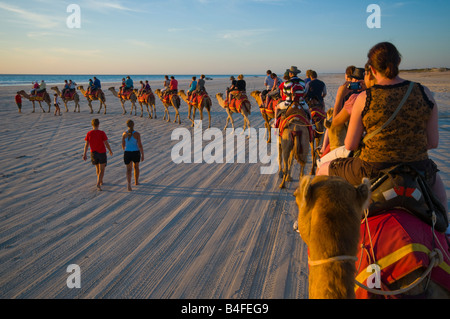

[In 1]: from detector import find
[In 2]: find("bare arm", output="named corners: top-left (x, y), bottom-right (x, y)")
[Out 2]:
top-left (135, 132), bottom-right (144, 161)
top-left (82, 141), bottom-right (89, 161)
top-left (121, 132), bottom-right (126, 151)
top-left (423, 86), bottom-right (439, 149)
top-left (104, 140), bottom-right (113, 155)
top-left (344, 91), bottom-right (366, 151)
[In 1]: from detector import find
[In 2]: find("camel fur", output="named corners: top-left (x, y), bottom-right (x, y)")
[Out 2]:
top-left (215, 92), bottom-right (251, 135)
top-left (250, 90), bottom-right (277, 143)
top-left (154, 89), bottom-right (181, 124)
top-left (178, 90), bottom-right (211, 128)
top-left (325, 108), bottom-right (347, 151)
top-left (18, 90), bottom-right (51, 113)
top-left (77, 86), bottom-right (107, 114)
top-left (108, 87), bottom-right (137, 115)
top-left (51, 86), bottom-right (81, 113)
top-left (295, 175), bottom-right (371, 298)
top-left (134, 89), bottom-right (157, 119)
top-left (278, 118), bottom-right (310, 189)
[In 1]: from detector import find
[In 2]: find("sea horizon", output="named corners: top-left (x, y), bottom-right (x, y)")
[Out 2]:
top-left (0, 74), bottom-right (268, 87)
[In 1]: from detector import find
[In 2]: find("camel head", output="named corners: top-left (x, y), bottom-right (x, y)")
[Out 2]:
top-left (294, 175), bottom-right (370, 247)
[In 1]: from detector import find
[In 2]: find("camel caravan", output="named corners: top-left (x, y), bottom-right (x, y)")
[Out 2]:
top-left (14, 52), bottom-right (450, 299)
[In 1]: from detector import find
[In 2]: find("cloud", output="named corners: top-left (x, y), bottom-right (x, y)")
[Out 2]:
top-left (83, 0), bottom-right (141, 13)
top-left (220, 28), bottom-right (273, 40)
top-left (0, 2), bottom-right (60, 29)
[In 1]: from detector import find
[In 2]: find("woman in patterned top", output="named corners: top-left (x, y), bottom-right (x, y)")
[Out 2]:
top-left (318, 42), bottom-right (447, 212)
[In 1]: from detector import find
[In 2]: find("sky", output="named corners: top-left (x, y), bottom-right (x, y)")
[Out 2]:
top-left (0, 0), bottom-right (449, 75)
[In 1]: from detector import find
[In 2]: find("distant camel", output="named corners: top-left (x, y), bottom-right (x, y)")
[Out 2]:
top-left (18, 90), bottom-right (51, 113)
top-left (250, 90), bottom-right (279, 143)
top-left (134, 89), bottom-right (157, 119)
top-left (108, 87), bottom-right (137, 115)
top-left (278, 109), bottom-right (311, 189)
top-left (295, 175), bottom-right (371, 298)
top-left (77, 86), bottom-right (107, 114)
top-left (154, 89), bottom-right (181, 124)
top-left (51, 86), bottom-right (81, 112)
top-left (178, 90), bottom-right (211, 128)
top-left (215, 92), bottom-right (251, 134)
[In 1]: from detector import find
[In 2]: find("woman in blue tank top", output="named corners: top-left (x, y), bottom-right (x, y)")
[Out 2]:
top-left (122, 120), bottom-right (144, 191)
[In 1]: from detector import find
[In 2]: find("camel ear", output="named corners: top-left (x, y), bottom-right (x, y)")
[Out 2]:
top-left (296, 175), bottom-right (314, 201)
top-left (356, 177), bottom-right (371, 210)
top-left (324, 120), bottom-right (331, 129)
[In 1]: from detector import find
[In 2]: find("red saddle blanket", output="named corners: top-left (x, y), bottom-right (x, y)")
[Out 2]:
top-left (31, 91), bottom-right (46, 101)
top-left (355, 209), bottom-right (450, 298)
top-left (260, 98), bottom-right (280, 116)
top-left (138, 92), bottom-right (154, 103)
top-left (225, 94), bottom-right (249, 114)
top-left (163, 93), bottom-right (179, 105)
top-left (84, 89), bottom-right (102, 99)
top-left (278, 113), bottom-right (313, 143)
top-left (188, 92), bottom-right (209, 106)
top-left (63, 90), bottom-right (76, 99)
top-left (310, 107), bottom-right (326, 121)
top-left (119, 89), bottom-right (134, 100)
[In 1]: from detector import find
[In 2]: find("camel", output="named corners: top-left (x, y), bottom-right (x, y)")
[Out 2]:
top-left (51, 86), bottom-right (81, 112)
top-left (295, 175), bottom-right (371, 299)
top-left (324, 108), bottom-right (347, 151)
top-left (108, 87), bottom-right (137, 115)
top-left (133, 89), bottom-right (157, 119)
top-left (278, 110), bottom-right (311, 189)
top-left (250, 90), bottom-right (279, 144)
top-left (215, 93), bottom-right (251, 134)
top-left (306, 97), bottom-right (326, 149)
top-left (77, 86), bottom-right (107, 114)
top-left (154, 89), bottom-right (181, 124)
top-left (17, 90), bottom-right (51, 113)
top-left (295, 175), bottom-right (450, 299)
top-left (178, 90), bottom-right (212, 128)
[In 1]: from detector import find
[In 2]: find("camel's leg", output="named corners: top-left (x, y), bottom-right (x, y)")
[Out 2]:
top-left (47, 102), bottom-right (51, 113)
top-left (207, 109), bottom-right (211, 129)
top-left (278, 140), bottom-right (283, 179)
top-left (64, 101), bottom-right (69, 112)
top-left (31, 101), bottom-right (35, 113)
top-left (38, 101), bottom-right (45, 113)
top-left (121, 101), bottom-right (127, 115)
top-left (97, 101), bottom-right (102, 114)
top-left (188, 104), bottom-right (192, 120)
top-left (190, 108), bottom-right (196, 127)
top-left (88, 101), bottom-right (94, 114)
top-left (153, 103), bottom-right (157, 119)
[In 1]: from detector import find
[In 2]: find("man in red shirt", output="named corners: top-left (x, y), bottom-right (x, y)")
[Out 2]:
top-left (15, 92), bottom-right (22, 113)
top-left (82, 118), bottom-right (113, 191)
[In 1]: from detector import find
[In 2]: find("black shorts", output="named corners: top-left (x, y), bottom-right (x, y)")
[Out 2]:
top-left (91, 151), bottom-right (107, 165)
top-left (124, 151), bottom-right (141, 165)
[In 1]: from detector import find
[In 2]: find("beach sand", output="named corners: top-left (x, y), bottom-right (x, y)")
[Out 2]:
top-left (0, 71), bottom-right (449, 298)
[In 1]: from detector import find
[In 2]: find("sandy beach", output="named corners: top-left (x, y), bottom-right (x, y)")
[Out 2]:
top-left (0, 71), bottom-right (449, 299)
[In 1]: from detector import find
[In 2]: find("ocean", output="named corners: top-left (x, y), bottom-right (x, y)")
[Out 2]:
top-left (0, 74), bottom-right (263, 87)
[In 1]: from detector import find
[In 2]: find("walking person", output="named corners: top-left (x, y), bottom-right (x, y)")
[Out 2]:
top-left (53, 94), bottom-right (61, 116)
top-left (15, 92), bottom-right (22, 113)
top-left (122, 119), bottom-right (144, 191)
top-left (82, 118), bottom-right (113, 191)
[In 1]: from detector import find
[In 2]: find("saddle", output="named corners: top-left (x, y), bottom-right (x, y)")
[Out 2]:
top-left (368, 163), bottom-right (449, 233)
top-left (64, 89), bottom-right (76, 99)
top-left (227, 94), bottom-right (248, 114)
top-left (31, 90), bottom-right (46, 101)
top-left (119, 89), bottom-right (133, 100)
top-left (138, 91), bottom-right (153, 102)
top-left (278, 108), bottom-right (313, 142)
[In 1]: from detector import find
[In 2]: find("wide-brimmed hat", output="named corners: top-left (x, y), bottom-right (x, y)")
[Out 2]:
top-left (286, 66), bottom-right (301, 74)
top-left (350, 67), bottom-right (365, 80)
